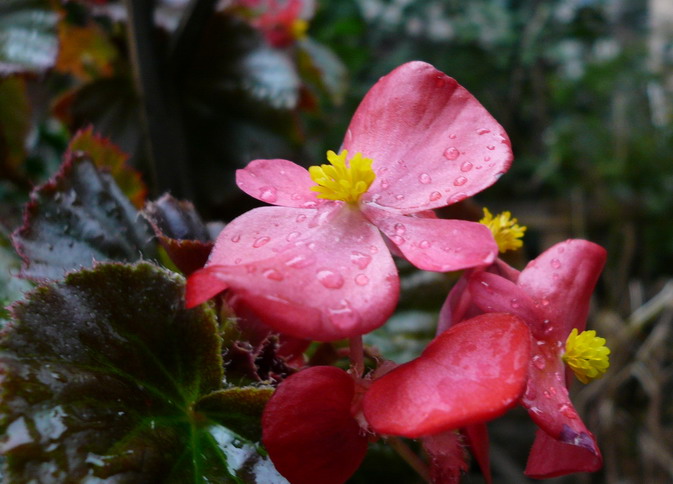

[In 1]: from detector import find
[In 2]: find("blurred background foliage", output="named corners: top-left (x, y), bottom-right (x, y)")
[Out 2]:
top-left (1, 0), bottom-right (672, 483)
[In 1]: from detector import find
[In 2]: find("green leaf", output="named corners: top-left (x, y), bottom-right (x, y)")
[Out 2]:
top-left (12, 155), bottom-right (158, 281)
top-left (0, 262), bottom-right (285, 483)
top-left (0, 0), bottom-right (58, 75)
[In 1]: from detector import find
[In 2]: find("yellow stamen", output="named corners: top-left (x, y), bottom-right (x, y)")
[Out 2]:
top-left (291, 19), bottom-right (308, 40)
top-left (479, 208), bottom-right (527, 253)
top-left (309, 150), bottom-right (376, 204)
top-left (562, 328), bottom-right (610, 384)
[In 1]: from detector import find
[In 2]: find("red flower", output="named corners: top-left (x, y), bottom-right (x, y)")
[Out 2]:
top-left (186, 61), bottom-right (512, 341)
top-left (443, 239), bottom-right (608, 478)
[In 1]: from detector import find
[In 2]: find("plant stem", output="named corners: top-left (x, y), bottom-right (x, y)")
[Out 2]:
top-left (387, 436), bottom-right (431, 483)
top-left (349, 336), bottom-right (364, 377)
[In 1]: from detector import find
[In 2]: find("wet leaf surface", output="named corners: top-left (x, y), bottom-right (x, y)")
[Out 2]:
top-left (12, 154), bottom-right (158, 281)
top-left (0, 262), bottom-right (285, 483)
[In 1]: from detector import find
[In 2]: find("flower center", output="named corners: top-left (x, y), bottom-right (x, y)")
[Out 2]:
top-left (562, 328), bottom-right (610, 384)
top-left (479, 208), bottom-right (527, 253)
top-left (309, 150), bottom-right (376, 204)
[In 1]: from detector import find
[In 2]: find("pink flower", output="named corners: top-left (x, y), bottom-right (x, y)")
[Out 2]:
top-left (186, 61), bottom-right (512, 341)
top-left (443, 239), bottom-right (607, 478)
top-left (262, 313), bottom-right (530, 484)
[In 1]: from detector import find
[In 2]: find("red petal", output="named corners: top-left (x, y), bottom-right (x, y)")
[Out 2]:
top-left (463, 424), bottom-right (492, 484)
top-left (262, 366), bottom-right (369, 484)
top-left (193, 205), bottom-right (399, 341)
top-left (363, 313), bottom-right (530, 438)
top-left (185, 265), bottom-right (228, 308)
top-left (525, 428), bottom-right (602, 478)
top-left (362, 205), bottom-right (497, 272)
top-left (517, 239), bottom-right (607, 340)
top-left (345, 61), bottom-right (513, 213)
top-left (236, 159), bottom-right (322, 208)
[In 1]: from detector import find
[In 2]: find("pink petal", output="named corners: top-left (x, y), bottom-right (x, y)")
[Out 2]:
top-left (344, 61), bottom-right (512, 213)
top-left (363, 313), bottom-right (530, 438)
top-left (362, 204), bottom-right (497, 271)
top-left (262, 366), bottom-right (369, 484)
top-left (185, 265), bottom-right (229, 308)
top-left (517, 239), bottom-right (607, 340)
top-left (520, 345), bottom-right (597, 451)
top-left (189, 205), bottom-right (399, 341)
top-left (525, 428), bottom-right (602, 478)
top-left (236, 158), bottom-right (322, 208)
top-left (422, 431), bottom-right (468, 484)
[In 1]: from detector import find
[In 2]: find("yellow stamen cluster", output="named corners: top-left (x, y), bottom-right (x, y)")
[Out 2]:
top-left (562, 328), bottom-right (610, 384)
top-left (309, 150), bottom-right (376, 204)
top-left (291, 19), bottom-right (309, 40)
top-left (479, 208), bottom-right (527, 253)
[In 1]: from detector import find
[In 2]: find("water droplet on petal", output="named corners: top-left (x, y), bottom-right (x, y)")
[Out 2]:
top-left (350, 251), bottom-right (372, 270)
top-left (391, 235), bottom-right (405, 245)
top-left (477, 128), bottom-right (491, 135)
top-left (453, 176), bottom-right (468, 186)
top-left (231, 234), bottom-right (241, 243)
top-left (317, 270), bottom-right (344, 289)
top-left (394, 223), bottom-right (406, 235)
top-left (551, 258), bottom-right (562, 269)
top-left (369, 245), bottom-right (379, 254)
top-left (419, 173), bottom-right (432, 184)
top-left (286, 231), bottom-right (300, 241)
top-left (559, 404), bottom-right (576, 419)
top-left (328, 301), bottom-right (361, 329)
top-left (284, 254), bottom-right (315, 269)
top-left (532, 354), bottom-right (546, 370)
top-left (296, 214), bottom-right (307, 223)
top-left (449, 133), bottom-right (457, 139)
top-left (419, 240), bottom-right (431, 249)
top-left (484, 156), bottom-right (491, 162)
top-left (355, 274), bottom-right (369, 286)
top-left (543, 390), bottom-right (551, 399)
top-left (443, 147), bottom-right (460, 160)
top-left (302, 201), bottom-right (317, 208)
top-left (395, 194), bottom-right (405, 200)
top-left (291, 193), bottom-right (302, 200)
top-left (429, 191), bottom-right (442, 201)
top-left (380, 180), bottom-right (390, 189)
top-left (510, 297), bottom-right (520, 309)
top-left (234, 258), bottom-right (242, 264)
top-left (253, 236), bottom-right (270, 248)
top-left (486, 145), bottom-right (495, 151)
top-left (460, 161), bottom-right (473, 172)
top-left (263, 269), bottom-right (284, 281)
top-left (259, 186), bottom-right (278, 203)
top-left (448, 192), bottom-right (467, 204)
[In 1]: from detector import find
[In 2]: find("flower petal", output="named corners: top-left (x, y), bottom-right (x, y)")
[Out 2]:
top-left (236, 158), bottom-right (322, 208)
top-left (525, 428), bottom-right (602, 478)
top-left (188, 205), bottom-right (399, 341)
top-left (262, 366), bottom-right (369, 484)
top-left (362, 205), bottom-right (497, 271)
top-left (344, 61), bottom-right (512, 213)
top-left (463, 424), bottom-right (492, 484)
top-left (363, 313), bottom-right (530, 438)
top-left (421, 431), bottom-right (468, 484)
top-left (517, 239), bottom-right (607, 341)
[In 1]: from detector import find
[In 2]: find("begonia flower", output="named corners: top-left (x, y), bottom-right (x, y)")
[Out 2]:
top-left (445, 239), bottom-right (608, 478)
top-left (186, 61), bottom-right (513, 341)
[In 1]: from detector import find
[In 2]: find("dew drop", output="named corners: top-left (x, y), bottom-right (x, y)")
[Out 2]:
top-left (449, 133), bottom-right (457, 139)
top-left (284, 254), bottom-right (315, 269)
top-left (231, 234), bottom-right (241, 243)
top-left (419, 240), bottom-right (431, 249)
top-left (259, 186), bottom-right (278, 203)
top-left (302, 201), bottom-right (317, 208)
top-left (477, 128), bottom-right (491, 135)
top-left (286, 231), bottom-right (300, 241)
top-left (263, 269), bottom-right (283, 281)
top-left (532, 354), bottom-right (546, 370)
top-left (355, 274), bottom-right (369, 286)
top-left (369, 245), bottom-right (379, 254)
top-left (558, 245), bottom-right (566, 254)
top-left (483, 156), bottom-right (491, 162)
top-left (559, 404), bottom-right (576, 419)
top-left (543, 390), bottom-right (551, 399)
top-left (307, 242), bottom-right (317, 250)
top-left (253, 236), bottom-right (271, 248)
top-left (510, 297), bottom-right (520, 309)
top-left (350, 251), bottom-right (372, 270)
top-left (291, 193), bottom-right (302, 201)
top-left (443, 147), bottom-right (460, 160)
top-left (391, 235), bottom-right (405, 245)
top-left (394, 223), bottom-right (406, 235)
top-left (395, 194), bottom-right (405, 200)
top-left (328, 302), bottom-right (361, 329)
top-left (486, 145), bottom-right (495, 151)
top-left (453, 176), bottom-right (468, 186)
top-left (419, 173), bottom-right (432, 184)
top-left (551, 258), bottom-right (562, 269)
top-left (448, 192), bottom-right (467, 204)
top-left (296, 214), bottom-right (307, 223)
top-left (380, 180), bottom-right (390, 189)
top-left (234, 258), bottom-right (242, 264)
top-left (460, 161), bottom-right (473, 172)
top-left (429, 191), bottom-right (442, 201)
top-left (317, 270), bottom-right (344, 289)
